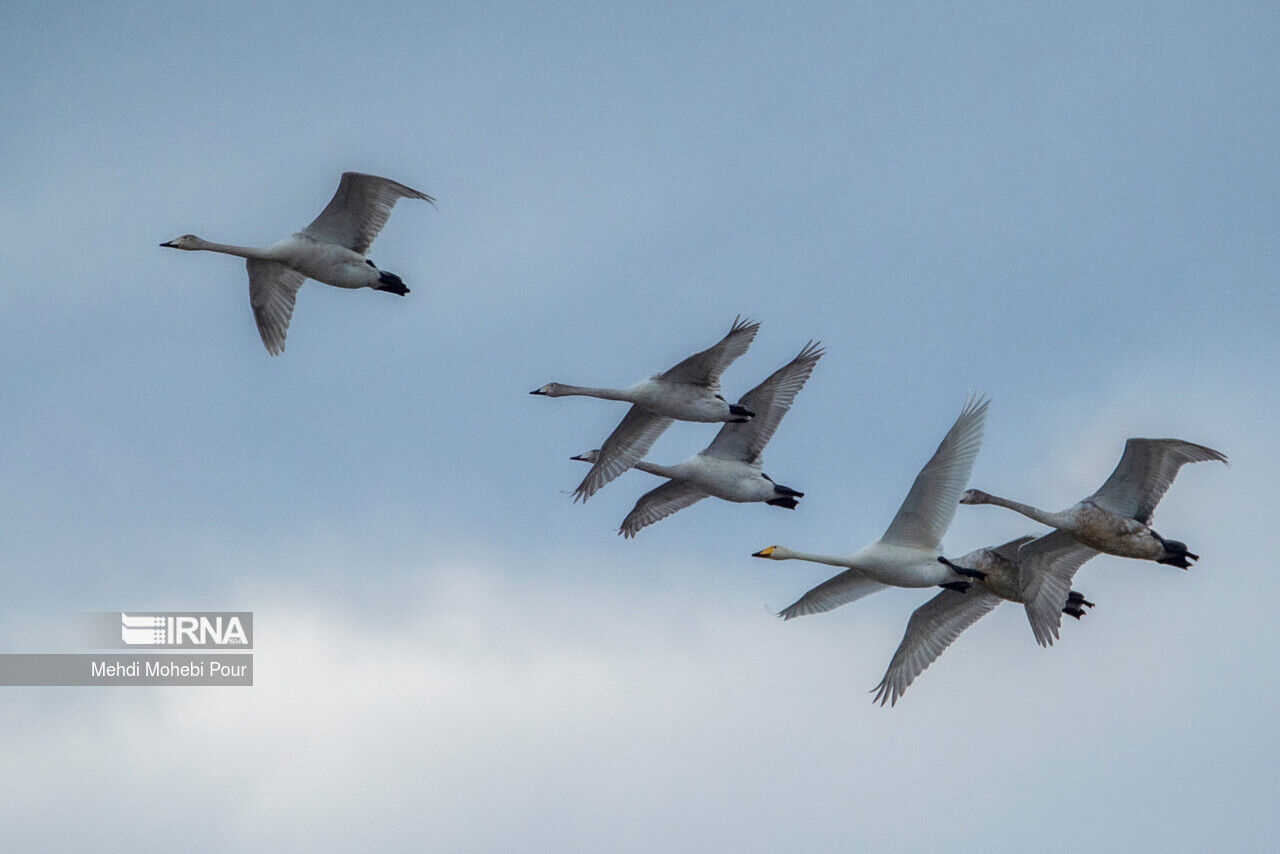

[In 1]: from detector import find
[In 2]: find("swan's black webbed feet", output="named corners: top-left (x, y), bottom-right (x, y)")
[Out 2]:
top-left (939, 581), bottom-right (972, 593)
top-left (729, 404), bottom-right (755, 418)
top-left (1063, 590), bottom-right (1095, 619)
top-left (938, 556), bottom-right (986, 579)
top-left (1066, 590), bottom-right (1095, 608)
top-left (377, 271), bottom-right (409, 295)
top-left (1153, 532), bottom-right (1198, 569)
top-left (766, 497), bottom-right (799, 509)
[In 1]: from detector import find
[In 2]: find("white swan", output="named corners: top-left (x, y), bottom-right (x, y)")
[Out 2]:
top-left (869, 536), bottom-right (1098, 706)
top-left (752, 396), bottom-right (989, 592)
top-left (960, 437), bottom-right (1227, 644)
top-left (162, 172), bottom-right (433, 354)
top-left (570, 341), bottom-right (823, 537)
top-left (532, 317), bottom-right (761, 502)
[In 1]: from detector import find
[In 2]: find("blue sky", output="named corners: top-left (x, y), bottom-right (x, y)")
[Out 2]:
top-left (0, 2), bottom-right (1276, 850)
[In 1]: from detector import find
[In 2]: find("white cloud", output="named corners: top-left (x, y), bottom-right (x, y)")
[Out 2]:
top-left (1, 522), bottom-right (1274, 852)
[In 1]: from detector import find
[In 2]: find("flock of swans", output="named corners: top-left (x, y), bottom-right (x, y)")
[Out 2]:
top-left (163, 172), bottom-right (1228, 706)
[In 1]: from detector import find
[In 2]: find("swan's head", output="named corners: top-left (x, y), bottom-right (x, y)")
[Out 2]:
top-left (751, 545), bottom-right (792, 560)
top-left (160, 234), bottom-right (202, 250)
top-left (570, 449), bottom-right (601, 464)
top-left (959, 489), bottom-right (991, 505)
top-left (530, 383), bottom-right (570, 397)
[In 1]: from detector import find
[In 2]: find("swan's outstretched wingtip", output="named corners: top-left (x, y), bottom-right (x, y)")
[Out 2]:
top-left (870, 683), bottom-right (899, 707)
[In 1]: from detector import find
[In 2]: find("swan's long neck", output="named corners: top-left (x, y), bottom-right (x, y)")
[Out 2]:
top-left (191, 238), bottom-right (272, 260)
top-left (554, 385), bottom-right (634, 403)
top-left (633, 460), bottom-right (681, 479)
top-left (781, 550), bottom-right (855, 569)
top-left (980, 493), bottom-right (1065, 528)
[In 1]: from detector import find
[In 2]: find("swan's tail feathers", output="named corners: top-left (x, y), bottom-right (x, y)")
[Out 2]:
top-left (1062, 590), bottom-right (1096, 620)
top-left (376, 271), bottom-right (409, 295)
top-left (766, 496), bottom-right (799, 509)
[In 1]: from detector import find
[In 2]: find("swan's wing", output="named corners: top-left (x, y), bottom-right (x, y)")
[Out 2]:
top-left (703, 341), bottom-right (823, 463)
top-left (618, 481), bottom-right (708, 538)
top-left (1018, 530), bottom-right (1100, 647)
top-left (246, 259), bottom-right (306, 356)
top-left (777, 569), bottom-right (887, 620)
top-left (658, 316), bottom-right (760, 390)
top-left (1087, 438), bottom-right (1227, 524)
top-left (879, 396), bottom-right (990, 549)
top-left (872, 588), bottom-right (1003, 707)
top-left (991, 535), bottom-right (1038, 563)
top-left (302, 172), bottom-right (434, 255)
top-left (573, 406), bottom-right (675, 502)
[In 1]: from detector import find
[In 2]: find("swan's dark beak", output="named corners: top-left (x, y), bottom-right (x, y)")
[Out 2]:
top-left (752, 546), bottom-right (776, 558)
top-left (159, 241), bottom-right (176, 248)
top-left (529, 388), bottom-right (546, 395)
top-left (570, 454), bottom-right (588, 462)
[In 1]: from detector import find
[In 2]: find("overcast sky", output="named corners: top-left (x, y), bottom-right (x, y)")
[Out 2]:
top-left (1, 1), bottom-right (1276, 850)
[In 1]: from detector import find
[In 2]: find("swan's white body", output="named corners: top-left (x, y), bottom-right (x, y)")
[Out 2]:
top-left (637, 455), bottom-right (782, 503)
top-left (555, 378), bottom-right (737, 423)
top-left (871, 536), bottom-right (1099, 705)
top-left (571, 342), bottom-right (823, 536)
top-left (257, 235), bottom-right (382, 288)
top-left (162, 172), bottom-right (433, 354)
top-left (965, 497), bottom-right (1163, 560)
top-left (534, 317), bottom-right (762, 502)
top-left (962, 437), bottom-right (1227, 646)
top-left (754, 395), bottom-right (989, 599)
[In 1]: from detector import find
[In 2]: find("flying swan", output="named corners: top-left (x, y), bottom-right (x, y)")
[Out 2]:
top-left (869, 536), bottom-right (1098, 706)
top-left (570, 341), bottom-right (823, 536)
top-left (532, 317), bottom-right (760, 502)
top-left (960, 437), bottom-right (1227, 646)
top-left (752, 395), bottom-right (990, 601)
top-left (162, 172), bottom-right (433, 354)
